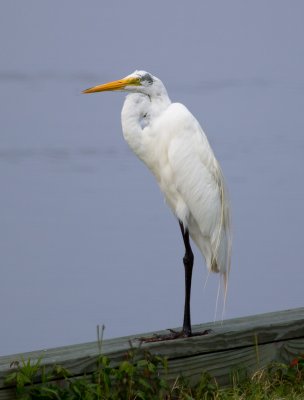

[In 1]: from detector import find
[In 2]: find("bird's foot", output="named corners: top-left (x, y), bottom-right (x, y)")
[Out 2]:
top-left (167, 328), bottom-right (212, 339)
top-left (137, 328), bottom-right (212, 343)
top-left (167, 328), bottom-right (191, 338)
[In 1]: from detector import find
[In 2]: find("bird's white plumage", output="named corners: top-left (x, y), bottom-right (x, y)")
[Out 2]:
top-left (120, 71), bottom-right (231, 283)
top-left (83, 69), bottom-right (232, 305)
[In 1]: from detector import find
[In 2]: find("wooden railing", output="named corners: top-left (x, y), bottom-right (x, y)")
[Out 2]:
top-left (0, 308), bottom-right (303, 399)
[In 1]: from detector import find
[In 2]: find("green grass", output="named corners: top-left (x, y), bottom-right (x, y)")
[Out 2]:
top-left (4, 350), bottom-right (304, 399)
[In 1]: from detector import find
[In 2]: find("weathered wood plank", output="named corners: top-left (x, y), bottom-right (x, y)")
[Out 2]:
top-left (0, 307), bottom-right (303, 399)
top-left (164, 337), bottom-right (304, 386)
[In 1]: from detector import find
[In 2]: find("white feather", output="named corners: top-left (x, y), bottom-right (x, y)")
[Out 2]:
top-left (83, 70), bottom-right (232, 330)
top-left (121, 74), bottom-right (231, 282)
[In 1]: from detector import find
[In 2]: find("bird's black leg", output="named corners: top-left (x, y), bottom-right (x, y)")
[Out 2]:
top-left (137, 222), bottom-right (210, 342)
top-left (179, 220), bottom-right (194, 337)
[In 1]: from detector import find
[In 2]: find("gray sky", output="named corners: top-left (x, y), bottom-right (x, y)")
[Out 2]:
top-left (0, 1), bottom-right (303, 355)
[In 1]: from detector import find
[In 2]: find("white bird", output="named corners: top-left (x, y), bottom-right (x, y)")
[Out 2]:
top-left (83, 70), bottom-right (231, 337)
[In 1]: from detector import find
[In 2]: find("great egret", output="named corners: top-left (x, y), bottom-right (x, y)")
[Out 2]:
top-left (83, 71), bottom-right (231, 337)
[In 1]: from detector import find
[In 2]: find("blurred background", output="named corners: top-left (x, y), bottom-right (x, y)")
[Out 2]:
top-left (0, 1), bottom-right (303, 356)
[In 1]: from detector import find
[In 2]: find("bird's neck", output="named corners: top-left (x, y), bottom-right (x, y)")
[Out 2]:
top-left (121, 92), bottom-right (171, 159)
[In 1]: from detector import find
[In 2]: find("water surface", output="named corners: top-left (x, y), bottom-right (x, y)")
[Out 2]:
top-left (0, 1), bottom-right (303, 356)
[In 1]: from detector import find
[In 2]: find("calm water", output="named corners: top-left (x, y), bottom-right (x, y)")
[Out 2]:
top-left (1, 1), bottom-right (303, 356)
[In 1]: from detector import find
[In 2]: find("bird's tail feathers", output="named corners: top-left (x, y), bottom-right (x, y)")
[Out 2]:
top-left (211, 172), bottom-right (231, 270)
top-left (209, 175), bottom-right (232, 321)
top-left (189, 167), bottom-right (232, 320)
top-left (213, 269), bottom-right (229, 322)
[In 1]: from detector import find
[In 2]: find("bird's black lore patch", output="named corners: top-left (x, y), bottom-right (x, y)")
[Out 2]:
top-left (141, 73), bottom-right (153, 84)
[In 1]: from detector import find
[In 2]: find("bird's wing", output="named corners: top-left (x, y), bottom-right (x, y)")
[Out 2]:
top-left (164, 103), bottom-right (231, 274)
top-left (164, 103), bottom-right (221, 231)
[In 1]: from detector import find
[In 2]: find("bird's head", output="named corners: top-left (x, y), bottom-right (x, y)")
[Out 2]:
top-left (82, 70), bottom-right (165, 97)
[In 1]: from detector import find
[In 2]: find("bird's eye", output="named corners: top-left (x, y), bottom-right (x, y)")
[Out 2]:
top-left (141, 73), bottom-right (153, 85)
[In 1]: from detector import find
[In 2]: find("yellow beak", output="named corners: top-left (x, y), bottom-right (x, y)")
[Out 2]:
top-left (82, 76), bottom-right (141, 94)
